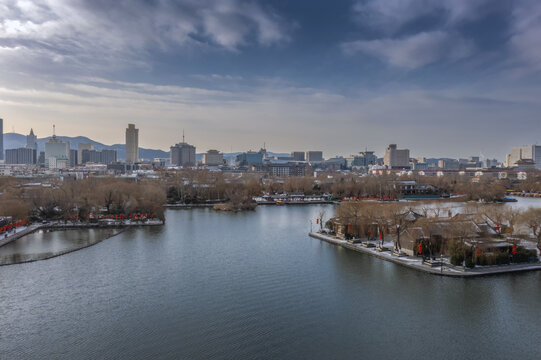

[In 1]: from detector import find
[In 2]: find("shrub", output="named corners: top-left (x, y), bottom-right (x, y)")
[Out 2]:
top-left (495, 252), bottom-right (510, 265)
top-left (450, 253), bottom-right (464, 266)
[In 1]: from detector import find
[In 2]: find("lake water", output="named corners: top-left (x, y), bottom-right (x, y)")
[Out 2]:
top-left (1, 202), bottom-right (540, 359)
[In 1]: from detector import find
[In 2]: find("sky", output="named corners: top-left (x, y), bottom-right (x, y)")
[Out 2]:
top-left (1, 0), bottom-right (540, 160)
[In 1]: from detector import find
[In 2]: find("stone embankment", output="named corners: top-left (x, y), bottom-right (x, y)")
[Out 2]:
top-left (309, 232), bottom-right (541, 277)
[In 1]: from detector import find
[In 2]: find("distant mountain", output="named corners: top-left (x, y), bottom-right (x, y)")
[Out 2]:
top-left (2, 133), bottom-right (168, 161)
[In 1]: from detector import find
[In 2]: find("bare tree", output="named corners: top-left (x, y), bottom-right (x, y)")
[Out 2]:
top-left (520, 208), bottom-right (541, 251)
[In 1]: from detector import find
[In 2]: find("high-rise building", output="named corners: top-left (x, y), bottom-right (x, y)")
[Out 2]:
top-left (26, 129), bottom-right (38, 151)
top-left (306, 151), bottom-right (323, 162)
top-left (507, 145), bottom-right (541, 170)
top-left (384, 144), bottom-right (410, 169)
top-left (170, 133), bottom-right (196, 167)
top-left (38, 151), bottom-right (45, 166)
top-left (202, 150), bottom-right (223, 166)
top-left (125, 124), bottom-right (139, 163)
top-left (291, 152), bottom-right (305, 161)
top-left (44, 126), bottom-right (70, 169)
top-left (78, 143), bottom-right (93, 165)
top-left (101, 149), bottom-right (118, 164)
top-left (5, 148), bottom-right (36, 164)
top-left (0, 118), bottom-right (3, 161)
top-left (69, 149), bottom-right (78, 167)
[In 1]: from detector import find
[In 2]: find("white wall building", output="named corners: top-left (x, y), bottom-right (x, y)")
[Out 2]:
top-left (44, 131), bottom-right (70, 169)
top-left (202, 150), bottom-right (223, 166)
top-left (384, 144), bottom-right (410, 169)
top-left (507, 145), bottom-right (541, 169)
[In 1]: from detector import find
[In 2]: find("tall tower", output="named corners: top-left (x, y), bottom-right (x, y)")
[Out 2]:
top-left (26, 128), bottom-right (38, 151)
top-left (0, 118), bottom-right (3, 161)
top-left (125, 124), bottom-right (139, 163)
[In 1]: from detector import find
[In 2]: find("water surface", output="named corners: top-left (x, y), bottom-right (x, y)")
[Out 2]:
top-left (0, 204), bottom-right (540, 359)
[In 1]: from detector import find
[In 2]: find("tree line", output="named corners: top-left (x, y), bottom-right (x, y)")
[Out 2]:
top-left (0, 178), bottom-right (166, 223)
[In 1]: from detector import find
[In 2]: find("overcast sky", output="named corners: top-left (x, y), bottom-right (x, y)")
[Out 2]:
top-left (1, 0), bottom-right (540, 159)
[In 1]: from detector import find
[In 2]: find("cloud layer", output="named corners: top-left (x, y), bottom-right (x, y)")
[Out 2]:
top-left (0, 0), bottom-right (290, 73)
top-left (344, 0), bottom-right (541, 71)
top-left (0, 0), bottom-right (540, 159)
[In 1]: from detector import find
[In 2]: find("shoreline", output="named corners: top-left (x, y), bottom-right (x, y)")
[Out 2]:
top-left (0, 229), bottom-right (126, 267)
top-left (309, 232), bottom-right (541, 278)
top-left (0, 221), bottom-right (164, 266)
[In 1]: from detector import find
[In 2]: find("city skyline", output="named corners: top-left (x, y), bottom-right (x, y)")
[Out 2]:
top-left (0, 0), bottom-right (540, 159)
top-left (1, 123), bottom-right (540, 164)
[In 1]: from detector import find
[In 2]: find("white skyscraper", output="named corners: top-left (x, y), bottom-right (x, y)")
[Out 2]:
top-left (125, 124), bottom-right (139, 163)
top-left (44, 126), bottom-right (70, 169)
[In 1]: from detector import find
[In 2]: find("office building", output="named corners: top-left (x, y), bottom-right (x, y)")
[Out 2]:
top-left (101, 149), bottom-right (117, 164)
top-left (44, 127), bottom-right (70, 169)
top-left (306, 151), bottom-right (323, 162)
top-left (347, 151), bottom-right (377, 168)
top-left (384, 144), bottom-right (410, 169)
top-left (38, 151), bottom-right (45, 166)
top-left (5, 148), bottom-right (37, 164)
top-left (69, 149), bottom-right (78, 167)
top-left (438, 159), bottom-right (459, 170)
top-left (265, 163), bottom-right (306, 177)
top-left (78, 143), bottom-right (94, 165)
top-left (170, 133), bottom-right (196, 167)
top-left (202, 150), bottom-right (223, 166)
top-left (81, 149), bottom-right (118, 165)
top-left (0, 118), bottom-right (3, 161)
top-left (507, 145), bottom-right (541, 169)
top-left (291, 152), bottom-right (305, 161)
top-left (236, 150), bottom-right (264, 166)
top-left (125, 124), bottom-right (139, 163)
top-left (484, 159), bottom-right (499, 168)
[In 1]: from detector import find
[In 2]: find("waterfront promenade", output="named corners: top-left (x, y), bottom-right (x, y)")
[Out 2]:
top-left (309, 232), bottom-right (541, 277)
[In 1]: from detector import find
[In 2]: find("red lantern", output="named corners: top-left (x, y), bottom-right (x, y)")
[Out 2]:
top-left (418, 243), bottom-right (423, 254)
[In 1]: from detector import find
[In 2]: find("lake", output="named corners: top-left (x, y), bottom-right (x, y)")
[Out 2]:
top-left (1, 202), bottom-right (540, 359)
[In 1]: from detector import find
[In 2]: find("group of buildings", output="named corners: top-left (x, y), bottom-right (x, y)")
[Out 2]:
top-left (2, 126), bottom-right (118, 169)
top-left (0, 118), bottom-right (540, 178)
